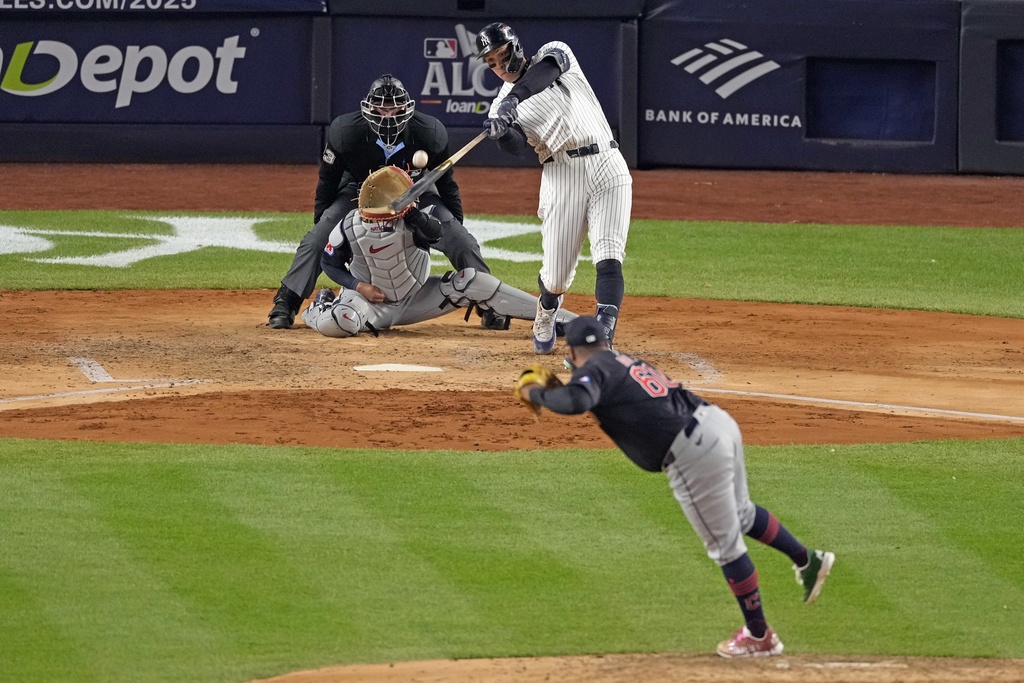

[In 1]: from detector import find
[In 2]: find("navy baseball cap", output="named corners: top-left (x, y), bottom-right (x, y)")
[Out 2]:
top-left (564, 316), bottom-right (607, 347)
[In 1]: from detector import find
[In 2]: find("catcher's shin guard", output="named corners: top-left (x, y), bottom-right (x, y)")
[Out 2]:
top-left (553, 308), bottom-right (579, 332)
top-left (485, 282), bottom-right (546, 320)
top-left (440, 269), bottom-right (581, 324)
top-left (440, 269), bottom-right (534, 320)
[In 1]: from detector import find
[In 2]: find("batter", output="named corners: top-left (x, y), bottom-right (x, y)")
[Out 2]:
top-left (517, 316), bottom-right (836, 658)
top-left (476, 22), bottom-right (633, 354)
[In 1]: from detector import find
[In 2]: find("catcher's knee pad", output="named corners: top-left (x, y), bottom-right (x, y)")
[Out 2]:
top-left (438, 268), bottom-right (499, 307)
top-left (301, 288), bottom-right (369, 337)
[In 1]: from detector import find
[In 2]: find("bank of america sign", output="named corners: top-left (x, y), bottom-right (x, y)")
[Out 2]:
top-left (671, 39), bottom-right (780, 99)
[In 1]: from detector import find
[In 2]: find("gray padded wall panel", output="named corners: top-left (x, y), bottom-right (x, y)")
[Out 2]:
top-left (960, 0), bottom-right (1024, 174)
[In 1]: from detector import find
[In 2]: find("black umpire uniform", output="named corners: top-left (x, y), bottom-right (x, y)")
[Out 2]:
top-left (268, 74), bottom-right (492, 329)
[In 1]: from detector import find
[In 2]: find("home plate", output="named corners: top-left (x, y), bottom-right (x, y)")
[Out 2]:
top-left (353, 364), bottom-right (443, 372)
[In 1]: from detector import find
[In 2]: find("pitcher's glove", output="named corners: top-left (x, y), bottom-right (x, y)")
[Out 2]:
top-left (514, 364), bottom-right (563, 417)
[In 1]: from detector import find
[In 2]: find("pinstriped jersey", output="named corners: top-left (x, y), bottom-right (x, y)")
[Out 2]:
top-left (330, 211), bottom-right (430, 302)
top-left (489, 41), bottom-right (615, 164)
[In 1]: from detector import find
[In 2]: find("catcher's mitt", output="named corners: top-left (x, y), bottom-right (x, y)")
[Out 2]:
top-left (514, 364), bottom-right (563, 417)
top-left (358, 166), bottom-right (413, 221)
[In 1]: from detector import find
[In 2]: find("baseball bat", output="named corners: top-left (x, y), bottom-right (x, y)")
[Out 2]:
top-left (388, 131), bottom-right (488, 214)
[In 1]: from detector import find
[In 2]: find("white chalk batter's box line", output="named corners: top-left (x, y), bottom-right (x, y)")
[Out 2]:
top-left (2, 357), bottom-right (1022, 426)
top-left (0, 357), bottom-right (209, 405)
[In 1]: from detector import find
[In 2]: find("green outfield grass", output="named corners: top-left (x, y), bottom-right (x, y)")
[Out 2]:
top-left (1, 438), bottom-right (1022, 683)
top-left (2, 208), bottom-right (1023, 681)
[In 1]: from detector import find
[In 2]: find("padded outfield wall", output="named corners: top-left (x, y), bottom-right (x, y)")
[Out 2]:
top-left (639, 0), bottom-right (960, 173)
top-left (326, 0), bottom-right (643, 169)
top-left (959, 0), bottom-right (1024, 174)
top-left (0, 0), bottom-right (329, 163)
top-left (0, 0), bottom-right (1021, 174)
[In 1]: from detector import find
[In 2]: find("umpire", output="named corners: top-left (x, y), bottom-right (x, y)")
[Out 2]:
top-left (268, 74), bottom-right (503, 330)
top-left (516, 316), bottom-right (836, 658)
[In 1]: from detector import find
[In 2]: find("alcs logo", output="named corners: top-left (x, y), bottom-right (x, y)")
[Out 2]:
top-left (0, 35), bottom-right (246, 108)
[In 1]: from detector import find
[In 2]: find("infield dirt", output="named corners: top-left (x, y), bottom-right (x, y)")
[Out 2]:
top-left (1, 163), bottom-right (1022, 683)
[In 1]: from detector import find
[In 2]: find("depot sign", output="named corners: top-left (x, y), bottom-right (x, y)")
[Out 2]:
top-left (0, 35), bottom-right (246, 108)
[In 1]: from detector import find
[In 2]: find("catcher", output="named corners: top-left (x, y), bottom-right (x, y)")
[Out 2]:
top-left (302, 166), bottom-right (578, 337)
top-left (514, 316), bottom-right (836, 658)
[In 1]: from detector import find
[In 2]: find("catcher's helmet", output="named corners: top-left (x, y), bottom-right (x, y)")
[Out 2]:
top-left (475, 22), bottom-right (525, 75)
top-left (358, 166), bottom-right (413, 231)
top-left (360, 74), bottom-right (415, 149)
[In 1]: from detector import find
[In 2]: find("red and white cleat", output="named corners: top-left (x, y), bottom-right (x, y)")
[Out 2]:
top-left (716, 626), bottom-right (784, 658)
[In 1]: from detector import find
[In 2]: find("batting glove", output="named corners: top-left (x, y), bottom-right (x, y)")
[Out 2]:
top-left (496, 95), bottom-right (519, 124)
top-left (483, 117), bottom-right (510, 140)
top-left (484, 95), bottom-right (519, 140)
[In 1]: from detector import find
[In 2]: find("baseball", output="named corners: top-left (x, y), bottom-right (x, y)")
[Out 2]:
top-left (412, 150), bottom-right (429, 168)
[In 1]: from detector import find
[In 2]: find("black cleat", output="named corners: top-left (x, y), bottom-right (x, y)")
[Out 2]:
top-left (479, 308), bottom-right (511, 330)
top-left (313, 288), bottom-right (336, 306)
top-left (267, 285), bottom-right (304, 329)
top-left (268, 307), bottom-right (294, 329)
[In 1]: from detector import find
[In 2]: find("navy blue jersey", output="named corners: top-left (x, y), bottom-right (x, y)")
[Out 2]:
top-left (533, 350), bottom-right (705, 471)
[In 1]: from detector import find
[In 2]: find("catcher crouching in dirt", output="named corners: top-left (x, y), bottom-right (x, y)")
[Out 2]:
top-left (302, 166), bottom-right (578, 337)
top-left (514, 316), bottom-right (836, 658)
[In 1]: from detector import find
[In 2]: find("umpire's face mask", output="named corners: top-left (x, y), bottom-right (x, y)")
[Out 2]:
top-left (374, 107), bottom-right (404, 145)
top-left (362, 100), bottom-right (415, 149)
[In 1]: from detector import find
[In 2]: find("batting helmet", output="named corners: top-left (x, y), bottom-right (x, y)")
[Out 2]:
top-left (360, 74), bottom-right (415, 149)
top-left (358, 166), bottom-right (414, 229)
top-left (475, 22), bottom-right (526, 75)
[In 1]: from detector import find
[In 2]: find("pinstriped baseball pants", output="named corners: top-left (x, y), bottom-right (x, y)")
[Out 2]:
top-left (537, 149), bottom-right (632, 294)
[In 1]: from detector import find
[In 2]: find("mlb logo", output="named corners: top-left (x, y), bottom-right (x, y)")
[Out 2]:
top-left (424, 38), bottom-right (458, 59)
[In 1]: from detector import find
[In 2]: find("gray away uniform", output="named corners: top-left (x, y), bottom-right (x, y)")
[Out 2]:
top-left (302, 208), bottom-right (578, 337)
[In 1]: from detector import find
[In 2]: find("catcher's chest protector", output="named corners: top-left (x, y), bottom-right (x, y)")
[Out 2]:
top-left (344, 213), bottom-right (430, 302)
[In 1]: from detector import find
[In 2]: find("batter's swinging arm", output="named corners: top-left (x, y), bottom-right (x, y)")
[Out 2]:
top-left (387, 131), bottom-right (487, 215)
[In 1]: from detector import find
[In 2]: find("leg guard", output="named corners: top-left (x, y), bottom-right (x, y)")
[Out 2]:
top-left (301, 287), bottom-right (370, 338)
top-left (595, 258), bottom-right (623, 344)
top-left (439, 269), bottom-right (538, 321)
top-left (596, 304), bottom-right (619, 345)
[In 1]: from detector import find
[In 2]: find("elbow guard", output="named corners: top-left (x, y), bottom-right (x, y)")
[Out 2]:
top-left (537, 46), bottom-right (570, 74)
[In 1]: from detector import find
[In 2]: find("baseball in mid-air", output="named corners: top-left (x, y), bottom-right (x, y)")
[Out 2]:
top-left (412, 150), bottom-right (429, 168)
